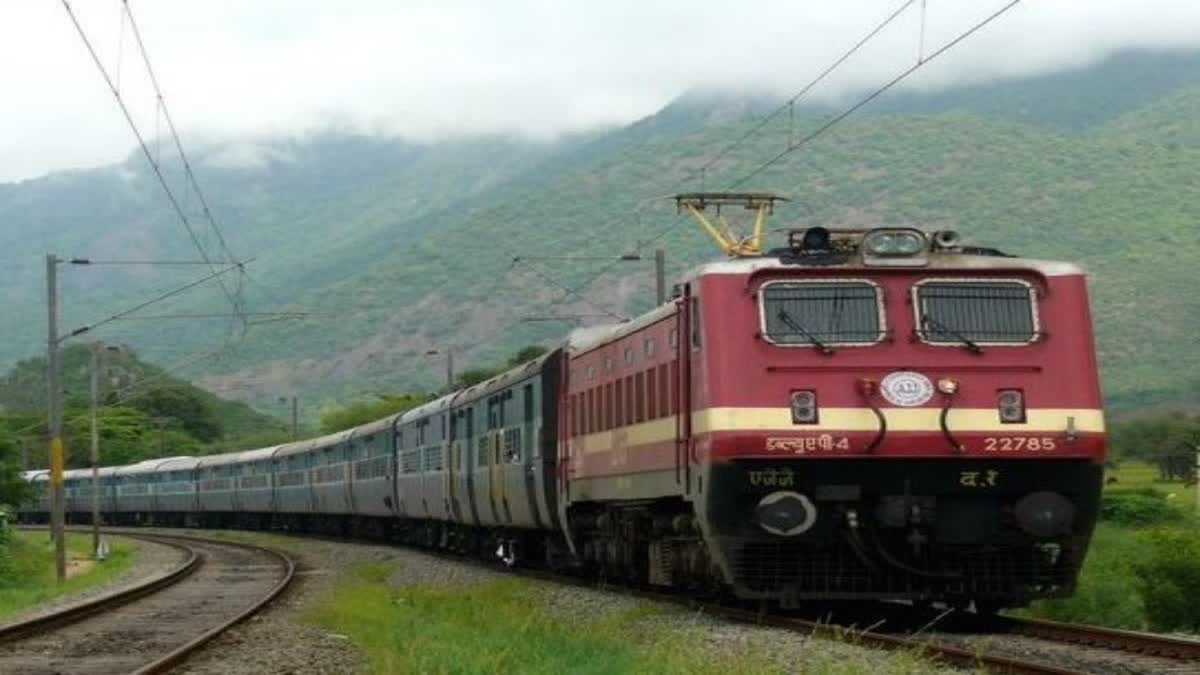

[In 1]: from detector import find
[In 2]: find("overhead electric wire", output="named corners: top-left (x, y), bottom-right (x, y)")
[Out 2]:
top-left (68, 259), bottom-right (223, 266)
top-left (121, 0), bottom-right (239, 271)
top-left (684, 0), bottom-right (919, 183)
top-left (113, 312), bottom-right (308, 321)
top-left (66, 260), bottom-right (249, 339)
top-left (725, 0), bottom-right (1023, 190)
top-left (60, 0), bottom-right (245, 324)
top-left (511, 261), bottom-right (627, 321)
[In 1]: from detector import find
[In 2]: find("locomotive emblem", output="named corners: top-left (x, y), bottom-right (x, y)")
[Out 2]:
top-left (879, 371), bottom-right (934, 407)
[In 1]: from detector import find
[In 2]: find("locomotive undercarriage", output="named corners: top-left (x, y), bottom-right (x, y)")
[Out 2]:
top-left (702, 457), bottom-right (1104, 608)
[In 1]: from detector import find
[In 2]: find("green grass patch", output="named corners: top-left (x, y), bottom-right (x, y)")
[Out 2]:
top-left (1104, 461), bottom-right (1198, 513)
top-left (0, 530), bottom-right (137, 621)
top-left (1020, 460), bottom-right (1200, 629)
top-left (1019, 523), bottom-right (1149, 628)
top-left (305, 562), bottom-right (949, 675)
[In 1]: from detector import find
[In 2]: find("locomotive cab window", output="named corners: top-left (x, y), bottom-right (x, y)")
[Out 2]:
top-left (759, 280), bottom-right (884, 346)
top-left (914, 279), bottom-right (1038, 345)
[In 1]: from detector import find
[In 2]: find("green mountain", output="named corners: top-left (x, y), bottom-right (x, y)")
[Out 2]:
top-left (0, 344), bottom-right (287, 467)
top-left (3, 49), bottom-right (1199, 420)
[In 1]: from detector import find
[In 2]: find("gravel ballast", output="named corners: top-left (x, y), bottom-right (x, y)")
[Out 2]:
top-left (130, 529), bottom-right (968, 675)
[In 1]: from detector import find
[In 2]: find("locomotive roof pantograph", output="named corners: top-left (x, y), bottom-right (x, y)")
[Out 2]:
top-left (674, 192), bottom-right (787, 257)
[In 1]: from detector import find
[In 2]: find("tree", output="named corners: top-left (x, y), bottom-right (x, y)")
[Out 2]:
top-left (319, 393), bottom-right (433, 434)
top-left (130, 385), bottom-right (222, 442)
top-left (0, 432), bottom-right (30, 507)
top-left (508, 345), bottom-right (548, 366)
top-left (452, 344), bottom-right (549, 389)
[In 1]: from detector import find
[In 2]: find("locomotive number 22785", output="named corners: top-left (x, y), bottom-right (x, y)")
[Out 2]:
top-left (983, 436), bottom-right (1058, 452)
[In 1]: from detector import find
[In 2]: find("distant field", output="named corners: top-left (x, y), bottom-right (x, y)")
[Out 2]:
top-left (1107, 460), bottom-right (1198, 510)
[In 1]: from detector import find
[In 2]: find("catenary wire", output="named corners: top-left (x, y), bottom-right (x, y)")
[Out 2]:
top-left (683, 0), bottom-right (918, 183)
top-left (60, 0), bottom-right (246, 325)
top-left (725, 0), bottom-right (1023, 190)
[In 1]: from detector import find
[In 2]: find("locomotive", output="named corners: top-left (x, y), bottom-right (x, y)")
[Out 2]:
top-left (22, 193), bottom-right (1105, 611)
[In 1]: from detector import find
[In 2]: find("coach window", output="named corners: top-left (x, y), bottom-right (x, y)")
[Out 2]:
top-left (605, 382), bottom-right (614, 430)
top-left (614, 380), bottom-right (624, 427)
top-left (647, 369), bottom-right (657, 419)
top-left (624, 347), bottom-right (634, 365)
top-left (644, 338), bottom-right (655, 358)
top-left (587, 364), bottom-right (596, 380)
top-left (690, 298), bottom-right (702, 349)
top-left (604, 356), bottom-right (613, 373)
top-left (669, 328), bottom-right (678, 350)
top-left (585, 389), bottom-right (594, 434)
top-left (669, 361), bottom-right (679, 414)
top-left (635, 372), bottom-right (646, 423)
top-left (624, 375), bottom-right (635, 424)
top-left (658, 364), bottom-right (670, 417)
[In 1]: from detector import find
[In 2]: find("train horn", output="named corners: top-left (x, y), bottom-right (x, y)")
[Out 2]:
top-left (933, 230), bottom-right (961, 250)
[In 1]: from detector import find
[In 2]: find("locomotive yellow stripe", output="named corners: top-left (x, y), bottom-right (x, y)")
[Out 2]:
top-left (692, 407), bottom-right (1106, 434)
top-left (574, 407), bottom-right (1104, 453)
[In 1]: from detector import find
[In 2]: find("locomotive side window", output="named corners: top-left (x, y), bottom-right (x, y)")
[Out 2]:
top-left (914, 279), bottom-right (1038, 345)
top-left (760, 280), bottom-right (884, 346)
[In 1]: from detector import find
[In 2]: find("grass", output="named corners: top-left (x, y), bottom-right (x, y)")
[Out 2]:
top-left (304, 562), bottom-right (953, 675)
top-left (1106, 460), bottom-right (1199, 510)
top-left (0, 529), bottom-right (137, 621)
top-left (1018, 461), bottom-right (1199, 629)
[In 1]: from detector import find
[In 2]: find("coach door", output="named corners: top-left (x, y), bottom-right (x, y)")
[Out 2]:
top-left (675, 285), bottom-right (694, 492)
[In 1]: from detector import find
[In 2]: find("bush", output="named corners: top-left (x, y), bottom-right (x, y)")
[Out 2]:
top-left (1134, 527), bottom-right (1200, 632)
top-left (1099, 488), bottom-right (1185, 526)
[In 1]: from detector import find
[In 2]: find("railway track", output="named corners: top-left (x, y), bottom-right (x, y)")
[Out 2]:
top-left (0, 531), bottom-right (294, 675)
top-left (921, 613), bottom-right (1200, 675)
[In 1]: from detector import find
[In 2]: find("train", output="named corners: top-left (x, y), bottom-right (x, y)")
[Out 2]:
top-left (20, 218), bottom-right (1106, 611)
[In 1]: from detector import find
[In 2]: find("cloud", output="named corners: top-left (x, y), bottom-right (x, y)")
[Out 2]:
top-left (2, 0), bottom-right (1199, 182)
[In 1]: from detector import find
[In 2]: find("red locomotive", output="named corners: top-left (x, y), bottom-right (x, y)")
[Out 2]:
top-left (559, 193), bottom-right (1104, 609)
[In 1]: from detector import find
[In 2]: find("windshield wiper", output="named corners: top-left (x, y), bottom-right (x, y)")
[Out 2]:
top-left (777, 309), bottom-right (834, 354)
top-left (922, 315), bottom-right (983, 354)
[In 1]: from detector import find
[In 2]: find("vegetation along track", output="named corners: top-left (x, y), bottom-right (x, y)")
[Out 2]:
top-left (0, 531), bottom-right (294, 675)
top-left (459, 550), bottom-right (1200, 674)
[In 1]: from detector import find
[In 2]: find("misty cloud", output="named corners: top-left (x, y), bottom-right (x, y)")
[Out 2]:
top-left (2, 0), bottom-right (1199, 182)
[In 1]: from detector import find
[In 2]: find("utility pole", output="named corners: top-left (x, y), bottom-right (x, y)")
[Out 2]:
top-left (90, 344), bottom-right (100, 557)
top-left (152, 417), bottom-right (171, 455)
top-left (88, 342), bottom-right (119, 557)
top-left (654, 248), bottom-right (666, 305)
top-left (426, 350), bottom-right (454, 390)
top-left (45, 253), bottom-right (66, 583)
top-left (291, 396), bottom-right (299, 441)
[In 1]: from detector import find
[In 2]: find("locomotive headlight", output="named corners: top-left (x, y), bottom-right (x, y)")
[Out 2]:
top-left (1015, 491), bottom-right (1075, 538)
top-left (937, 377), bottom-right (959, 395)
top-left (791, 390), bottom-right (818, 424)
top-left (863, 229), bottom-right (926, 257)
top-left (997, 389), bottom-right (1026, 423)
top-left (756, 491), bottom-right (818, 537)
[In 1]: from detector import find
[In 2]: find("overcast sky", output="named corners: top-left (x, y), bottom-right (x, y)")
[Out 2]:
top-left (2, 0), bottom-right (1199, 183)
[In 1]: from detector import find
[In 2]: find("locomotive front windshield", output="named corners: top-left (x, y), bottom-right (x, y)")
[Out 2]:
top-left (915, 280), bottom-right (1038, 344)
top-left (760, 281), bottom-right (883, 346)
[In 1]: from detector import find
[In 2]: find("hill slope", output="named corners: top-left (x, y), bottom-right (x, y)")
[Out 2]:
top-left (219, 87), bottom-right (1200, 412)
top-left (3, 50), bottom-right (1199, 417)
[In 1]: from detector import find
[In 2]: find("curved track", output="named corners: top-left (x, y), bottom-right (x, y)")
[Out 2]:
top-left (0, 532), bottom-right (294, 675)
